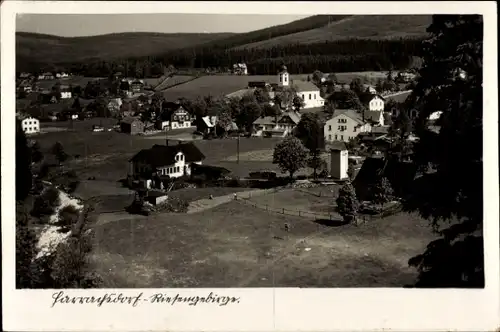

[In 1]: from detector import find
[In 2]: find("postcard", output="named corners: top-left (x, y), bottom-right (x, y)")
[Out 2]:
top-left (2, 1), bottom-right (498, 331)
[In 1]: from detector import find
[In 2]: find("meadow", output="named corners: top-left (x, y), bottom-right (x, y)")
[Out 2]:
top-left (89, 193), bottom-right (436, 287)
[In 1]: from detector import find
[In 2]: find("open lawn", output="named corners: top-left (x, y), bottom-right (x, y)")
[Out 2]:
top-left (90, 199), bottom-right (436, 287)
top-left (245, 188), bottom-right (339, 218)
top-left (35, 130), bottom-right (283, 182)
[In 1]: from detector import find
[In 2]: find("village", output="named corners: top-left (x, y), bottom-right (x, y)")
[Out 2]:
top-left (15, 60), bottom-right (445, 288)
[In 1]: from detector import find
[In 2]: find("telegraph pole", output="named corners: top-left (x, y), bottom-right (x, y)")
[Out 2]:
top-left (237, 134), bottom-right (240, 164)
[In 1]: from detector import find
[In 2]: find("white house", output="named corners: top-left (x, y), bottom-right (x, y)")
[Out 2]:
top-left (21, 117), bottom-right (40, 134)
top-left (330, 141), bottom-right (349, 180)
top-left (59, 85), bottom-right (72, 99)
top-left (367, 94), bottom-right (385, 111)
top-left (324, 109), bottom-right (371, 143)
top-left (128, 143), bottom-right (205, 188)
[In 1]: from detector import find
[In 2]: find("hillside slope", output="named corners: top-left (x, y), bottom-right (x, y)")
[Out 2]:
top-left (190, 15), bottom-right (351, 50)
top-left (234, 15), bottom-right (432, 49)
top-left (16, 31), bottom-right (235, 64)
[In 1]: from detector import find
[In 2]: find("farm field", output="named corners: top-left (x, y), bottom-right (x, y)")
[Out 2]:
top-left (34, 76), bottom-right (102, 90)
top-left (159, 71), bottom-right (398, 100)
top-left (155, 75), bottom-right (196, 91)
top-left (89, 195), bottom-right (436, 287)
top-left (160, 74), bottom-right (310, 100)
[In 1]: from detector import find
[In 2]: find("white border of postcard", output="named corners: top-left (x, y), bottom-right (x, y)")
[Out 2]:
top-left (2, 1), bottom-right (499, 331)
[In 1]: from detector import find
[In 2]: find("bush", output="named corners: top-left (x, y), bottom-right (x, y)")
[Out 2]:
top-left (31, 187), bottom-right (61, 218)
top-left (56, 205), bottom-right (80, 232)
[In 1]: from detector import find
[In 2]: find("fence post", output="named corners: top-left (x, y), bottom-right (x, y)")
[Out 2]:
top-left (266, 204), bottom-right (268, 211)
top-left (282, 208), bottom-right (285, 214)
top-left (298, 210), bottom-right (301, 217)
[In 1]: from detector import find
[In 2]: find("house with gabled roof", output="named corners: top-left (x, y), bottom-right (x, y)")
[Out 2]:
top-left (253, 111), bottom-right (301, 137)
top-left (128, 142), bottom-right (205, 188)
top-left (324, 109), bottom-right (371, 143)
top-left (155, 102), bottom-right (193, 130)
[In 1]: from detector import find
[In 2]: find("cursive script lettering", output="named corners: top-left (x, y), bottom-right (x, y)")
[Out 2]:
top-left (51, 291), bottom-right (143, 308)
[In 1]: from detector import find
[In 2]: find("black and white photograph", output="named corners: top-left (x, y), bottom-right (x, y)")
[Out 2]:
top-left (2, 1), bottom-right (498, 331)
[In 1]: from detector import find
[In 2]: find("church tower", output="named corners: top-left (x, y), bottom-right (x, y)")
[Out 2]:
top-left (278, 65), bottom-right (289, 87)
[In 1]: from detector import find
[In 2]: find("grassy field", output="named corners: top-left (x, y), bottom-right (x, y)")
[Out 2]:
top-left (34, 76), bottom-right (102, 90)
top-left (154, 75), bottom-right (196, 91)
top-left (89, 196), bottom-right (436, 287)
top-left (35, 128), bottom-right (283, 182)
top-left (160, 74), bottom-right (310, 100)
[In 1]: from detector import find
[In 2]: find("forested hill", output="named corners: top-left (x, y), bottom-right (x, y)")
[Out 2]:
top-left (17, 15), bottom-right (432, 76)
top-left (234, 15), bottom-right (432, 49)
top-left (16, 31), bottom-right (235, 65)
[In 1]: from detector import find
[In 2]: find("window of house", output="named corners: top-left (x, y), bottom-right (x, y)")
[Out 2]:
top-left (280, 76), bottom-right (282, 83)
top-left (302, 94), bottom-right (304, 100)
top-left (314, 94), bottom-right (316, 99)
top-left (309, 94), bottom-right (311, 100)
top-left (335, 134), bottom-right (338, 140)
top-left (340, 135), bottom-right (343, 140)
top-left (328, 125), bottom-right (331, 131)
top-left (328, 134), bottom-right (332, 141)
top-left (353, 127), bottom-right (357, 132)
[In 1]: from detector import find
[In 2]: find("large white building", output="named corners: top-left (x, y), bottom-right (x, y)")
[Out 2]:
top-left (324, 109), bottom-right (371, 143)
top-left (21, 117), bottom-right (40, 134)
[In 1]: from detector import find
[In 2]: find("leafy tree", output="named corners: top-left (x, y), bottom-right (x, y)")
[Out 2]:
top-left (324, 102), bottom-right (336, 116)
top-left (347, 164), bottom-right (356, 180)
top-left (328, 73), bottom-right (338, 83)
top-left (16, 203), bottom-right (38, 288)
top-left (48, 205), bottom-right (103, 288)
top-left (216, 108), bottom-right (233, 134)
top-left (237, 100), bottom-right (262, 132)
top-left (403, 15), bottom-right (484, 287)
top-left (292, 96), bottom-right (305, 112)
top-left (349, 78), bottom-right (364, 96)
top-left (56, 205), bottom-right (80, 232)
top-left (336, 181), bottom-right (360, 223)
top-left (51, 142), bottom-right (68, 164)
top-left (274, 86), bottom-right (297, 110)
top-left (312, 70), bottom-right (323, 84)
top-left (31, 186), bottom-right (61, 218)
top-left (16, 119), bottom-right (32, 202)
top-left (262, 103), bottom-right (281, 118)
top-left (375, 78), bottom-right (384, 93)
top-left (372, 177), bottom-right (394, 209)
top-left (31, 141), bottom-right (44, 164)
top-left (227, 97), bottom-right (241, 119)
top-left (272, 136), bottom-right (308, 179)
top-left (332, 89), bottom-right (365, 111)
top-left (254, 88), bottom-right (270, 104)
top-left (383, 79), bottom-right (397, 92)
top-left (295, 113), bottom-right (324, 147)
top-left (307, 153), bottom-right (327, 179)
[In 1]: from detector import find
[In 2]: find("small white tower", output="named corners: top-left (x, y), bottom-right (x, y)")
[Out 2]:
top-left (330, 142), bottom-right (349, 180)
top-left (278, 65), bottom-right (289, 87)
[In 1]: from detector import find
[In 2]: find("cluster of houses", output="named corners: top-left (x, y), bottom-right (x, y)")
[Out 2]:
top-left (232, 63), bottom-right (248, 75)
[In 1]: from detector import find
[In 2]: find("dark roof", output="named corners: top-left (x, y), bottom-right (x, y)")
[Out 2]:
top-left (385, 91), bottom-right (412, 104)
top-left (191, 164), bottom-right (231, 175)
top-left (248, 81), bottom-right (267, 88)
top-left (330, 141), bottom-right (347, 151)
top-left (130, 143), bottom-right (205, 167)
top-left (121, 117), bottom-right (142, 124)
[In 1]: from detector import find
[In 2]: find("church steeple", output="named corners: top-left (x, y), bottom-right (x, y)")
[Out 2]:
top-left (278, 64), bottom-right (289, 87)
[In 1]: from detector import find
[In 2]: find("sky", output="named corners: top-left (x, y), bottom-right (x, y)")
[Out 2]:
top-left (16, 14), bottom-right (310, 37)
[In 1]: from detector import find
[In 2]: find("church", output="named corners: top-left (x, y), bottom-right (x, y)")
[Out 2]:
top-left (225, 64), bottom-right (325, 110)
